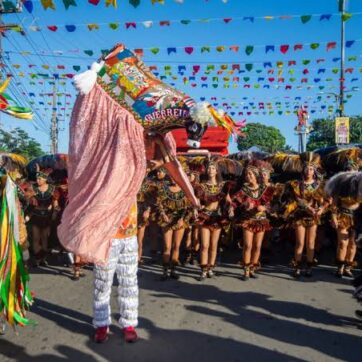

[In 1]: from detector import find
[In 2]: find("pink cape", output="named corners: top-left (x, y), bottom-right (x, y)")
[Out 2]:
top-left (58, 84), bottom-right (146, 265)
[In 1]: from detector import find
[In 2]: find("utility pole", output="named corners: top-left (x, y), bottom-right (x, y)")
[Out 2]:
top-left (338, 0), bottom-right (346, 116)
top-left (50, 81), bottom-right (58, 154)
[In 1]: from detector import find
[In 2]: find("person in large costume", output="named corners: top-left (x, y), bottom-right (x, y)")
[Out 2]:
top-left (57, 44), bottom-right (238, 343)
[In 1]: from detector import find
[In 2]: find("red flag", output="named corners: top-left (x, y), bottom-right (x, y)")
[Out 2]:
top-left (294, 44), bottom-right (303, 51)
top-left (280, 45), bottom-right (289, 54)
top-left (326, 42), bottom-right (336, 51)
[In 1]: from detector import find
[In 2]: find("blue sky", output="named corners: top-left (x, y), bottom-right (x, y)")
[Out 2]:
top-left (1, 0), bottom-right (362, 154)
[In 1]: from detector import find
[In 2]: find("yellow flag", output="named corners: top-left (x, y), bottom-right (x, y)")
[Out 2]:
top-left (105, 0), bottom-right (117, 7)
top-left (41, 0), bottom-right (56, 10)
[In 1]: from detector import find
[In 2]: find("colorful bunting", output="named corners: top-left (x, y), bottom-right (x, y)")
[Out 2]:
top-left (23, 1), bottom-right (33, 13)
top-left (62, 0), bottom-right (77, 9)
top-left (342, 12), bottom-right (352, 22)
top-left (41, 0), bottom-right (55, 10)
top-left (245, 46), bottom-right (254, 56)
top-left (105, 0), bottom-right (117, 7)
top-left (301, 15), bottom-right (312, 23)
top-left (129, 0), bottom-right (140, 6)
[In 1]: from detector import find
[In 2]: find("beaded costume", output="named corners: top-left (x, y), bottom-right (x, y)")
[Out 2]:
top-left (195, 181), bottom-right (228, 230)
top-left (156, 182), bottom-right (192, 230)
top-left (283, 179), bottom-right (326, 227)
top-left (231, 184), bottom-right (275, 233)
top-left (28, 183), bottom-right (60, 228)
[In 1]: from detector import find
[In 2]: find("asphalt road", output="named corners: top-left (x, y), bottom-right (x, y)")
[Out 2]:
top-left (1, 252), bottom-right (361, 362)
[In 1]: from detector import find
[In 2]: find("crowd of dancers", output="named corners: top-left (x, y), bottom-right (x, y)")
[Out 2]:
top-left (1, 147), bottom-right (361, 284)
top-left (136, 148), bottom-right (362, 282)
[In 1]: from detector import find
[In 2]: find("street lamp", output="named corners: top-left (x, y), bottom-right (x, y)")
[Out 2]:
top-left (317, 88), bottom-right (359, 116)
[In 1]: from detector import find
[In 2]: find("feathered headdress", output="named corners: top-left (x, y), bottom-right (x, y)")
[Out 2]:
top-left (212, 156), bottom-right (244, 177)
top-left (323, 148), bottom-right (361, 172)
top-left (300, 151), bottom-right (321, 169)
top-left (269, 152), bottom-right (303, 174)
top-left (325, 171), bottom-right (362, 200)
top-left (269, 152), bottom-right (320, 174)
top-left (0, 153), bottom-right (27, 172)
top-left (177, 155), bottom-right (208, 175)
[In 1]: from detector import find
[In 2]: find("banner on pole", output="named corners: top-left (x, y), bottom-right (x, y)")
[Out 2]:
top-left (335, 117), bottom-right (350, 144)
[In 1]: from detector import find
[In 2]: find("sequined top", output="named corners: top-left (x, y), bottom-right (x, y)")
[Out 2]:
top-left (282, 179), bottom-right (326, 219)
top-left (231, 184), bottom-right (275, 220)
top-left (195, 181), bottom-right (227, 208)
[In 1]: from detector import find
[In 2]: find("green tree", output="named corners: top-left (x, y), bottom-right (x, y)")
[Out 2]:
top-left (307, 116), bottom-right (362, 151)
top-left (0, 127), bottom-right (44, 160)
top-left (237, 122), bottom-right (286, 153)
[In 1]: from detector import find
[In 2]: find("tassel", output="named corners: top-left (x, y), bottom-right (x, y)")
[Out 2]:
top-left (73, 61), bottom-right (104, 95)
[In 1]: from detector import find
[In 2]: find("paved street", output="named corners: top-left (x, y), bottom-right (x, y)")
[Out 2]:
top-left (1, 253), bottom-right (361, 362)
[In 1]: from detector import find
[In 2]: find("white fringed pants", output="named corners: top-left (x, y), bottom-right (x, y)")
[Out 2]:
top-left (93, 236), bottom-right (138, 328)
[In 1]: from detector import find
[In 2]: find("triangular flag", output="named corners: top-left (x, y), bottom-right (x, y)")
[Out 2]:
top-left (47, 25), bottom-right (58, 32)
top-left (150, 48), bottom-right (160, 54)
top-left (87, 23), bottom-right (100, 31)
top-left (88, 0), bottom-right (101, 4)
top-left (109, 23), bottom-right (119, 30)
top-left (23, 1), bottom-right (34, 13)
top-left (280, 45), bottom-right (289, 54)
top-left (301, 15), bottom-right (312, 24)
top-left (265, 45), bottom-right (275, 53)
top-left (310, 43), bottom-right (320, 50)
top-left (41, 0), bottom-right (55, 10)
top-left (229, 46), bottom-right (239, 52)
top-left (181, 20), bottom-right (191, 25)
top-left (65, 25), bottom-right (76, 32)
top-left (326, 42), bottom-right (336, 51)
top-left (62, 0), bottom-right (77, 9)
top-left (105, 0), bottom-right (117, 7)
top-left (185, 47), bottom-right (194, 54)
top-left (142, 21), bottom-right (153, 28)
top-left (129, 0), bottom-right (140, 7)
top-left (245, 46), bottom-right (254, 55)
top-left (342, 13), bottom-right (352, 22)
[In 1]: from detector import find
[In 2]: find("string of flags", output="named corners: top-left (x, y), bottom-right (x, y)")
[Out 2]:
top-left (24, 12), bottom-right (360, 32)
top-left (23, 0), bottom-right (232, 12)
top-left (21, 0), bottom-right (358, 19)
top-left (7, 40), bottom-right (362, 58)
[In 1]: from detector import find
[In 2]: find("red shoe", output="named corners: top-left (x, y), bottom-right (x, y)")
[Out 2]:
top-left (123, 326), bottom-right (138, 343)
top-left (94, 326), bottom-right (109, 343)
